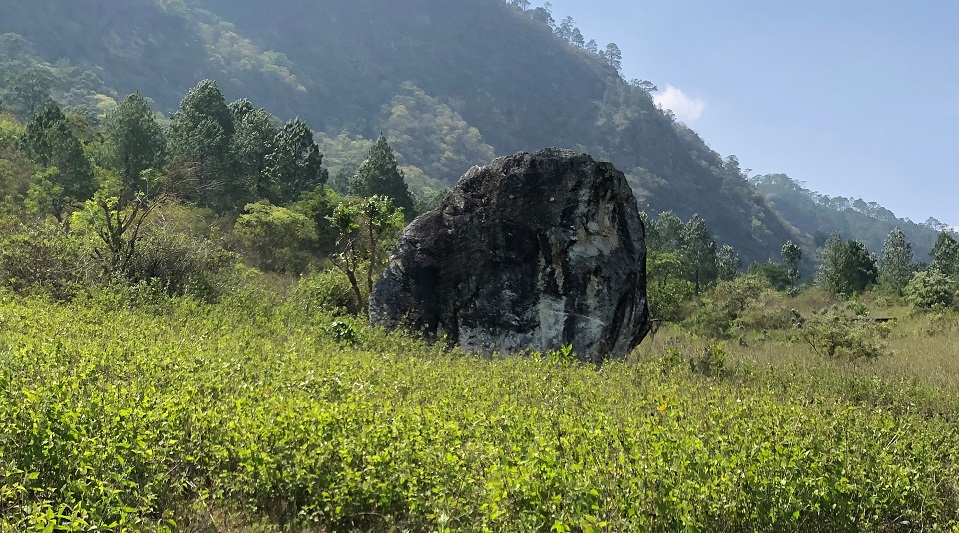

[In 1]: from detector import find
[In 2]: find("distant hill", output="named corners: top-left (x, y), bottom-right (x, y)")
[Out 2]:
top-left (1, 0), bottom-right (888, 264)
top-left (751, 173), bottom-right (947, 261)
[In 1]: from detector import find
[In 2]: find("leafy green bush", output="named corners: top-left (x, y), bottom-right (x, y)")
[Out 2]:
top-left (0, 221), bottom-right (92, 300)
top-left (748, 261), bottom-right (792, 291)
top-left (796, 303), bottom-right (891, 359)
top-left (690, 341), bottom-right (727, 377)
top-left (905, 269), bottom-right (957, 311)
top-left (289, 268), bottom-right (360, 316)
top-left (646, 251), bottom-right (695, 321)
top-left (233, 201), bottom-right (317, 274)
top-left (686, 274), bottom-right (790, 338)
top-left (129, 225), bottom-right (236, 300)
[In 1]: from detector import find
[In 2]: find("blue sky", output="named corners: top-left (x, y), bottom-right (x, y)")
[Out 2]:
top-left (546, 0), bottom-right (958, 227)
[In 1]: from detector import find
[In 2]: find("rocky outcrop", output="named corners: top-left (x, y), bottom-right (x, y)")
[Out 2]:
top-left (370, 149), bottom-right (649, 363)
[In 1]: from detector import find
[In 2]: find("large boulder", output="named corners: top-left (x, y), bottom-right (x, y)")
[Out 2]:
top-left (370, 148), bottom-right (649, 362)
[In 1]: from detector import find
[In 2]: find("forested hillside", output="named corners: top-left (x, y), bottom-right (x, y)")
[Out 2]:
top-left (0, 0), bottom-right (809, 262)
top-left (752, 174), bottom-right (946, 262)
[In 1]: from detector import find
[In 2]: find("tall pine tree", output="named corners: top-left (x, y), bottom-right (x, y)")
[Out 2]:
top-left (680, 214), bottom-right (718, 294)
top-left (166, 80), bottom-right (236, 210)
top-left (230, 99), bottom-right (279, 202)
top-left (931, 232), bottom-right (959, 279)
top-left (103, 92), bottom-right (165, 195)
top-left (349, 135), bottom-right (415, 217)
top-left (265, 118), bottom-right (327, 204)
top-left (20, 100), bottom-right (95, 220)
top-left (878, 227), bottom-right (914, 295)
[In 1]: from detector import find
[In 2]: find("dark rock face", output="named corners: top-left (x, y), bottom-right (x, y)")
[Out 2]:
top-left (370, 149), bottom-right (649, 362)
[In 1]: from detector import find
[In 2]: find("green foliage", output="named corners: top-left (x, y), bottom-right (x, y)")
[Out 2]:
top-left (748, 261), bottom-right (792, 291)
top-left (931, 231), bottom-right (959, 279)
top-left (314, 132), bottom-right (374, 194)
top-left (0, 113), bottom-right (35, 214)
top-left (686, 274), bottom-right (791, 339)
top-left (127, 220), bottom-right (236, 300)
top-left (796, 304), bottom-right (891, 359)
top-left (382, 83), bottom-right (496, 185)
top-left (233, 201), bottom-right (317, 274)
top-left (715, 244), bottom-right (741, 281)
top-left (1, 289), bottom-right (956, 530)
top-left (292, 185), bottom-right (341, 254)
top-left (646, 251), bottom-right (694, 321)
top-left (3, 65), bottom-right (54, 116)
top-left (229, 98), bottom-right (280, 201)
top-left (328, 195), bottom-right (404, 311)
top-left (166, 80), bottom-right (236, 209)
top-left (818, 235), bottom-right (879, 296)
top-left (0, 221), bottom-right (91, 299)
top-left (20, 101), bottom-right (95, 219)
top-left (0, 33), bottom-right (117, 119)
top-left (102, 92), bottom-right (165, 192)
top-left (690, 341), bottom-right (727, 377)
top-left (359, 195), bottom-right (405, 294)
top-left (290, 269), bottom-right (360, 316)
top-left (263, 117), bottom-right (327, 204)
top-left (680, 214), bottom-right (718, 294)
top-left (780, 240), bottom-right (802, 284)
top-left (878, 227), bottom-right (915, 295)
top-left (645, 210), bottom-right (683, 254)
top-left (349, 135), bottom-right (415, 217)
top-left (904, 269), bottom-right (957, 311)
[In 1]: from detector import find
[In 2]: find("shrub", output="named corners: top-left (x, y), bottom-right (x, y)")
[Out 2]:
top-left (233, 201), bottom-right (317, 274)
top-left (0, 222), bottom-right (93, 300)
top-left (327, 320), bottom-right (358, 344)
top-left (647, 251), bottom-right (695, 321)
top-left (686, 274), bottom-right (789, 338)
top-left (796, 303), bottom-right (891, 359)
top-left (904, 269), bottom-right (957, 311)
top-left (690, 341), bottom-right (727, 377)
top-left (290, 268), bottom-right (361, 316)
top-left (748, 262), bottom-right (791, 291)
top-left (129, 224), bottom-right (237, 301)
top-left (736, 289), bottom-right (794, 332)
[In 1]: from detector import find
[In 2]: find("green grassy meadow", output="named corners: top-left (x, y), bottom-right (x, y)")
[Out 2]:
top-left (2, 285), bottom-right (959, 532)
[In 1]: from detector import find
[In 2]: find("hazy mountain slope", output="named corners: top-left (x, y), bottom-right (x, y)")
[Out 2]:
top-left (191, 0), bottom-right (612, 151)
top-left (752, 174), bottom-right (943, 261)
top-left (190, 0), bottom-right (800, 261)
top-left (0, 0), bottom-right (309, 116)
top-left (1, 0), bottom-right (803, 262)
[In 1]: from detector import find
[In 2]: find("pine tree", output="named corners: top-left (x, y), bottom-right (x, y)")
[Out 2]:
top-left (646, 211), bottom-right (683, 254)
top-left (931, 231), bottom-right (959, 279)
top-left (603, 43), bottom-right (623, 73)
top-left (230, 99), bottom-right (280, 201)
top-left (103, 92), bottom-right (165, 194)
top-left (349, 135), bottom-right (415, 217)
top-left (878, 227), bottom-right (914, 295)
top-left (680, 214), bottom-right (718, 294)
top-left (818, 236), bottom-right (878, 295)
top-left (166, 80), bottom-right (236, 209)
top-left (716, 244), bottom-right (741, 281)
top-left (20, 100), bottom-right (95, 220)
top-left (264, 118), bottom-right (328, 204)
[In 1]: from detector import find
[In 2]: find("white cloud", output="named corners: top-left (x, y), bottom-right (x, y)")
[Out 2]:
top-left (653, 85), bottom-right (706, 123)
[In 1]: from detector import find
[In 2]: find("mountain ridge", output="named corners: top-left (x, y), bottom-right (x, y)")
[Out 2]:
top-left (3, 0), bottom-right (944, 262)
